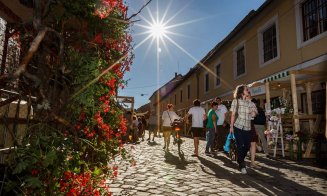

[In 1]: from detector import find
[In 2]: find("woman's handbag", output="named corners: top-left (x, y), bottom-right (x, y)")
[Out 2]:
top-left (224, 133), bottom-right (237, 161)
top-left (223, 133), bottom-right (235, 153)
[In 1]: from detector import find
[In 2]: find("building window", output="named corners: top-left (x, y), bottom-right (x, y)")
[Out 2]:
top-left (187, 84), bottom-right (191, 99)
top-left (215, 64), bottom-right (221, 86)
top-left (302, 0), bottom-right (327, 41)
top-left (205, 73), bottom-right (209, 92)
top-left (236, 47), bottom-right (245, 76)
top-left (263, 24), bottom-right (278, 62)
top-left (174, 94), bottom-right (176, 105)
top-left (301, 90), bottom-right (326, 114)
top-left (180, 90), bottom-right (183, 103)
top-left (258, 15), bottom-right (280, 66)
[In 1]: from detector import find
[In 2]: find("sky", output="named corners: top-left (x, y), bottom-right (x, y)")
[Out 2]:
top-left (120, 0), bottom-right (266, 109)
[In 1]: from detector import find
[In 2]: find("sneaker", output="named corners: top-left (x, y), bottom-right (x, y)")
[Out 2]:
top-left (241, 168), bottom-right (247, 174)
top-left (205, 150), bottom-right (210, 154)
top-left (163, 146), bottom-right (166, 150)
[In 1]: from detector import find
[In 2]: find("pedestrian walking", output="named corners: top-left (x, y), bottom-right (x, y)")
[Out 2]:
top-left (123, 111), bottom-right (133, 143)
top-left (161, 104), bottom-right (179, 151)
top-left (206, 101), bottom-right (219, 154)
top-left (185, 99), bottom-right (206, 156)
top-left (214, 97), bottom-right (229, 151)
top-left (132, 116), bottom-right (139, 143)
top-left (246, 94), bottom-right (259, 168)
top-left (252, 98), bottom-right (269, 155)
top-left (147, 114), bottom-right (156, 141)
top-left (141, 116), bottom-right (147, 141)
top-left (229, 84), bottom-right (255, 174)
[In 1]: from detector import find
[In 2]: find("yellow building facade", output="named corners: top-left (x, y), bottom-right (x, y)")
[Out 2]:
top-left (152, 0), bottom-right (326, 117)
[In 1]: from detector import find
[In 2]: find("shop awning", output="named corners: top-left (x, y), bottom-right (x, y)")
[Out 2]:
top-left (263, 71), bottom-right (289, 82)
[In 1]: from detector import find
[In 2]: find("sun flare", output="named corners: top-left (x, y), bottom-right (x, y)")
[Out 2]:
top-left (150, 22), bottom-right (167, 38)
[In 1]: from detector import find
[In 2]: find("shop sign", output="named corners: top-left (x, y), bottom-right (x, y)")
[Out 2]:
top-left (250, 85), bottom-right (266, 96)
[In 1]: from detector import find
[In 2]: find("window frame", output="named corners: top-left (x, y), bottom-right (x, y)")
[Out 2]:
top-left (204, 72), bottom-right (209, 93)
top-left (174, 94), bottom-right (177, 105)
top-left (215, 62), bottom-right (221, 88)
top-left (180, 89), bottom-right (183, 103)
top-left (295, 0), bottom-right (327, 48)
top-left (187, 83), bottom-right (191, 100)
top-left (233, 41), bottom-right (247, 79)
top-left (257, 15), bottom-right (281, 67)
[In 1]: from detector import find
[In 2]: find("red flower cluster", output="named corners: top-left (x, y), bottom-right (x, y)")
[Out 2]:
top-left (95, 0), bottom-right (127, 19)
top-left (59, 171), bottom-right (110, 196)
top-left (31, 169), bottom-right (39, 176)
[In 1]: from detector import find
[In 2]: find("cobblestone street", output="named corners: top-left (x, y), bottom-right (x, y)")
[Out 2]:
top-left (111, 133), bottom-right (327, 196)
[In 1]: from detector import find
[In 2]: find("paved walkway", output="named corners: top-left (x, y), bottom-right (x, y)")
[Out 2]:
top-left (111, 134), bottom-right (327, 196)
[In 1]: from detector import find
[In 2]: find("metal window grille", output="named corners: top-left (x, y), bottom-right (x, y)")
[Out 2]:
top-left (302, 0), bottom-right (327, 41)
top-left (263, 24), bottom-right (277, 62)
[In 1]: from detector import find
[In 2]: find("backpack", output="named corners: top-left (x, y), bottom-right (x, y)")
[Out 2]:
top-left (254, 107), bottom-right (266, 125)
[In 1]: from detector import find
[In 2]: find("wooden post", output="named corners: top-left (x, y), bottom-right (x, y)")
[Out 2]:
top-left (304, 82), bottom-right (314, 158)
top-left (265, 81), bottom-right (271, 110)
top-left (305, 83), bottom-right (314, 132)
top-left (290, 73), bottom-right (300, 132)
top-left (282, 88), bottom-right (287, 99)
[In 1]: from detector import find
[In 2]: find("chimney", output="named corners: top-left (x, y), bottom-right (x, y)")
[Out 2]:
top-left (175, 72), bottom-right (178, 78)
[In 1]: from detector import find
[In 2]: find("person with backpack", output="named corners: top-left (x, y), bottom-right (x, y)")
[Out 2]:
top-left (230, 85), bottom-right (257, 174)
top-left (161, 104), bottom-right (179, 151)
top-left (185, 99), bottom-right (206, 157)
top-left (252, 98), bottom-right (268, 155)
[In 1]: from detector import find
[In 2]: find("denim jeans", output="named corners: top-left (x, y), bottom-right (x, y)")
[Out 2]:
top-left (206, 128), bottom-right (215, 151)
top-left (234, 126), bottom-right (252, 169)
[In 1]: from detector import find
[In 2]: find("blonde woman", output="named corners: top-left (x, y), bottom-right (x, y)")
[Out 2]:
top-left (230, 85), bottom-right (255, 174)
top-left (161, 104), bottom-right (179, 151)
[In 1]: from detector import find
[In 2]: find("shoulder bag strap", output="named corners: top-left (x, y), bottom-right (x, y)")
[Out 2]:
top-left (166, 110), bottom-right (173, 124)
top-left (235, 99), bottom-right (239, 121)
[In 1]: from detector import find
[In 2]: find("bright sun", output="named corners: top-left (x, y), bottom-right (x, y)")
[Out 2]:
top-left (150, 22), bottom-right (167, 38)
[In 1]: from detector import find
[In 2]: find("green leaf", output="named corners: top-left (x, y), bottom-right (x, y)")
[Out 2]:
top-left (93, 166), bottom-right (102, 176)
top-left (25, 177), bottom-right (42, 188)
top-left (43, 150), bottom-right (57, 167)
top-left (12, 161), bottom-right (29, 174)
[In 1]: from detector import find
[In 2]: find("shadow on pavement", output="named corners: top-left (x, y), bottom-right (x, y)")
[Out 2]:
top-left (164, 151), bottom-right (197, 170)
top-left (256, 156), bottom-right (327, 180)
top-left (147, 141), bottom-right (159, 146)
top-left (198, 155), bottom-right (325, 196)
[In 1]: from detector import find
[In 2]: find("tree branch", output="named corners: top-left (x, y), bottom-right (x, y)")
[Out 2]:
top-left (127, 0), bottom-right (153, 20)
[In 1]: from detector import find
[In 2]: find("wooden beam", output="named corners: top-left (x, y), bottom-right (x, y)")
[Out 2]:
top-left (290, 73), bottom-right (300, 132)
top-left (296, 76), bottom-right (327, 85)
top-left (293, 115), bottom-right (318, 119)
top-left (289, 70), bottom-right (327, 75)
top-left (0, 95), bottom-right (19, 107)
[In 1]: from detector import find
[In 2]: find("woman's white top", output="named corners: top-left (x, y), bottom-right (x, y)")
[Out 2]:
top-left (162, 110), bottom-right (179, 127)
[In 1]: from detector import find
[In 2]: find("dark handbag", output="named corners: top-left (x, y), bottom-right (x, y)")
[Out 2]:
top-left (167, 111), bottom-right (183, 131)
